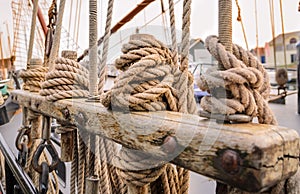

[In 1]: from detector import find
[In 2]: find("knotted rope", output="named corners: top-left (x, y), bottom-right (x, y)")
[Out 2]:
top-left (101, 35), bottom-right (196, 194)
top-left (197, 35), bottom-right (277, 125)
top-left (39, 57), bottom-right (89, 101)
top-left (20, 59), bottom-right (48, 92)
top-left (102, 37), bottom-right (197, 114)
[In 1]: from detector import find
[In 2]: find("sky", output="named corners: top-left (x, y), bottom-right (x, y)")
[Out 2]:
top-left (1, 0), bottom-right (300, 57)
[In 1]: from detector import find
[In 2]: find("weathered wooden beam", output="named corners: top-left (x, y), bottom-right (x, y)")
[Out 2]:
top-left (11, 90), bottom-right (299, 192)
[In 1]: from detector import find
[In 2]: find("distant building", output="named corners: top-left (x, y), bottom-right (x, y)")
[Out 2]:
top-left (265, 31), bottom-right (299, 66)
top-left (251, 47), bottom-right (266, 64)
top-left (189, 38), bottom-right (216, 65)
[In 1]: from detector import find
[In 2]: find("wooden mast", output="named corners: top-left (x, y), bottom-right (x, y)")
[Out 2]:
top-left (30, 0), bottom-right (48, 35)
top-left (0, 33), bottom-right (6, 79)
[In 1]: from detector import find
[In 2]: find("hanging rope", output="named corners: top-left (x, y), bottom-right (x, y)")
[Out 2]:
top-left (98, 0), bottom-right (115, 93)
top-left (234, 0), bottom-right (249, 50)
top-left (48, 0), bottom-right (66, 70)
top-left (180, 0), bottom-right (191, 72)
top-left (89, 0), bottom-right (99, 98)
top-left (168, 0), bottom-right (178, 65)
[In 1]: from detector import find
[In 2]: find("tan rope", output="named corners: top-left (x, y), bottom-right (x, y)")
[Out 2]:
top-left (103, 35), bottom-right (196, 194)
top-left (168, 0), bottom-right (178, 65)
top-left (113, 148), bottom-right (166, 194)
top-left (27, 0), bottom-right (39, 68)
top-left (102, 37), bottom-right (196, 114)
top-left (40, 57), bottom-right (89, 101)
top-left (198, 36), bottom-right (277, 125)
top-left (218, 0), bottom-right (232, 56)
top-left (48, 0), bottom-right (66, 70)
top-left (20, 59), bottom-right (48, 92)
top-left (180, 0), bottom-right (191, 72)
top-left (98, 0), bottom-right (115, 93)
top-left (234, 0), bottom-right (249, 50)
top-left (89, 0), bottom-right (99, 97)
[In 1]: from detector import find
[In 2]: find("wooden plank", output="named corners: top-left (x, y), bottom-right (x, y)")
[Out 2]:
top-left (11, 90), bottom-right (299, 192)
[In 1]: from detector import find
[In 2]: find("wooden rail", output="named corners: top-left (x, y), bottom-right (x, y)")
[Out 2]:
top-left (11, 90), bottom-right (299, 192)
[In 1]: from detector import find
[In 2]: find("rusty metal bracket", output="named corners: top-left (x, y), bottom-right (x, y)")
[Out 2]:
top-left (32, 140), bottom-right (60, 174)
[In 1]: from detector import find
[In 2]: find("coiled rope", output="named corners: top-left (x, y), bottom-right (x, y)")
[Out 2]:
top-left (101, 33), bottom-right (195, 193)
top-left (20, 58), bottom-right (48, 92)
top-left (39, 56), bottom-right (89, 101)
top-left (198, 36), bottom-right (277, 125)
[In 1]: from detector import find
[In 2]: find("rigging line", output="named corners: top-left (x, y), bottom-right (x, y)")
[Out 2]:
top-left (107, 0), bottom-right (182, 58)
top-left (75, 0), bottom-right (83, 47)
top-left (279, 0), bottom-right (287, 69)
top-left (254, 0), bottom-right (259, 57)
top-left (67, 0), bottom-right (74, 48)
top-left (137, 0), bottom-right (182, 31)
top-left (235, 0), bottom-right (249, 50)
top-left (73, 0), bottom-right (80, 43)
top-left (160, 0), bottom-right (171, 44)
top-left (269, 0), bottom-right (277, 70)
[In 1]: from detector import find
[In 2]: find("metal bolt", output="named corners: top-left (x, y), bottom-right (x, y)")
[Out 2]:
top-left (62, 108), bottom-right (70, 119)
top-left (221, 150), bottom-right (241, 175)
top-left (162, 136), bottom-right (177, 154)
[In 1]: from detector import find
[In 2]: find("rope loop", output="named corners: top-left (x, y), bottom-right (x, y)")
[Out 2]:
top-left (197, 36), bottom-right (277, 125)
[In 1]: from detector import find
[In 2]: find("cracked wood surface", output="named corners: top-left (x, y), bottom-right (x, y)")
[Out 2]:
top-left (11, 90), bottom-right (300, 192)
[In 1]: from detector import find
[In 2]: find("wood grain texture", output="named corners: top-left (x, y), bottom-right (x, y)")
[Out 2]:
top-left (11, 90), bottom-right (299, 192)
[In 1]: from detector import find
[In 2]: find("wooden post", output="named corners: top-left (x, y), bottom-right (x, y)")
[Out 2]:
top-left (56, 50), bottom-right (77, 162)
top-left (56, 125), bottom-right (74, 162)
top-left (85, 176), bottom-right (99, 194)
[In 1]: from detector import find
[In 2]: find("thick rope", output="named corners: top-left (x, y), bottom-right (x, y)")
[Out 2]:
top-left (20, 59), bottom-right (48, 92)
top-left (89, 0), bottom-right (99, 97)
top-left (168, 0), bottom-right (178, 65)
top-left (98, 0), bottom-right (114, 93)
top-left (102, 35), bottom-right (196, 194)
top-left (48, 0), bottom-right (66, 71)
top-left (40, 57), bottom-right (89, 101)
top-left (198, 36), bottom-right (277, 125)
top-left (102, 37), bottom-right (196, 114)
top-left (180, 0), bottom-right (191, 72)
top-left (113, 148), bottom-right (166, 194)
